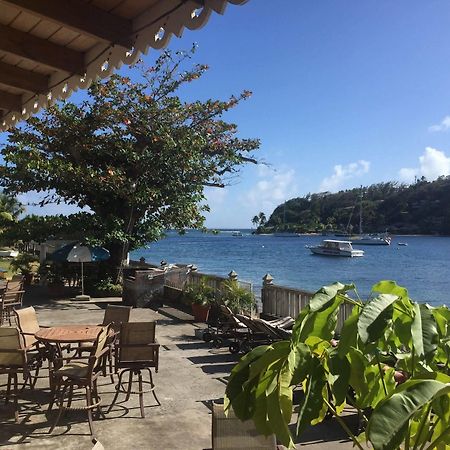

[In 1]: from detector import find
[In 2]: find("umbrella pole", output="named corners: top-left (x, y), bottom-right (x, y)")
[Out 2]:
top-left (81, 261), bottom-right (84, 296)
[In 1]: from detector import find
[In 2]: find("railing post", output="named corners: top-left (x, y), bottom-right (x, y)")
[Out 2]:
top-left (262, 273), bottom-right (274, 315)
top-left (228, 270), bottom-right (238, 281)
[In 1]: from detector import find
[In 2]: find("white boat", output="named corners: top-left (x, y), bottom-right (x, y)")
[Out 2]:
top-left (309, 240), bottom-right (364, 257)
top-left (351, 233), bottom-right (391, 246)
top-left (0, 249), bottom-right (19, 258)
top-left (231, 231), bottom-right (243, 237)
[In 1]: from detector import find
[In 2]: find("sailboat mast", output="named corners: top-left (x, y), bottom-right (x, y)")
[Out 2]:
top-left (359, 187), bottom-right (363, 235)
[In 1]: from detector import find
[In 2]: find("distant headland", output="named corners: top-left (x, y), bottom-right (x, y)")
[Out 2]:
top-left (254, 177), bottom-right (450, 235)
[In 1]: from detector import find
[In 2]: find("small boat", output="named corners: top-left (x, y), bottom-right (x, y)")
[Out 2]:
top-left (351, 234), bottom-right (391, 246)
top-left (398, 242), bottom-right (408, 246)
top-left (231, 231), bottom-right (243, 237)
top-left (309, 240), bottom-right (364, 257)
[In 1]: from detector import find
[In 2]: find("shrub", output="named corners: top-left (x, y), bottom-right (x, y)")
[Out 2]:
top-left (94, 278), bottom-right (123, 297)
top-left (10, 253), bottom-right (39, 275)
top-left (183, 277), bottom-right (216, 306)
top-left (220, 279), bottom-right (255, 314)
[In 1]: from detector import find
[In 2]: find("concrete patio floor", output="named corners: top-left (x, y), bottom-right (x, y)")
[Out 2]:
top-left (0, 296), bottom-right (358, 450)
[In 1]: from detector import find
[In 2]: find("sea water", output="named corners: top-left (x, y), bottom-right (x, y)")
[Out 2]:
top-left (131, 231), bottom-right (450, 306)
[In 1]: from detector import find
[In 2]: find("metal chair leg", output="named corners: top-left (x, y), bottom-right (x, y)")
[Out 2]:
top-left (138, 371), bottom-right (145, 418)
top-left (106, 368), bottom-right (127, 413)
top-left (125, 370), bottom-right (133, 401)
top-left (49, 383), bottom-right (68, 433)
top-left (147, 368), bottom-right (161, 406)
top-left (86, 386), bottom-right (95, 438)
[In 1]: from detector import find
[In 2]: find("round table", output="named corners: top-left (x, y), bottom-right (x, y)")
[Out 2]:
top-left (35, 325), bottom-right (104, 390)
top-left (35, 325), bottom-right (103, 344)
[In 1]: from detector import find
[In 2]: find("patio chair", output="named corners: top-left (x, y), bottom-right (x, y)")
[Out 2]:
top-left (0, 281), bottom-right (25, 326)
top-left (48, 325), bottom-right (111, 437)
top-left (77, 304), bottom-right (132, 381)
top-left (212, 402), bottom-right (276, 449)
top-left (0, 327), bottom-right (30, 422)
top-left (14, 306), bottom-right (50, 388)
top-left (107, 321), bottom-right (160, 418)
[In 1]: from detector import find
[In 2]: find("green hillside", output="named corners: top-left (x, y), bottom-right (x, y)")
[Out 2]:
top-left (261, 177), bottom-right (450, 235)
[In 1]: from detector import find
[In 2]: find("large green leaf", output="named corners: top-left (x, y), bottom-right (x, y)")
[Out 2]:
top-left (252, 366), bottom-right (278, 436)
top-left (358, 294), bottom-right (397, 344)
top-left (367, 379), bottom-right (450, 450)
top-left (266, 361), bottom-right (295, 448)
top-left (287, 342), bottom-right (311, 386)
top-left (327, 350), bottom-right (351, 407)
top-left (309, 282), bottom-right (354, 312)
top-left (299, 297), bottom-right (343, 342)
top-left (411, 303), bottom-right (438, 362)
top-left (372, 280), bottom-right (408, 299)
top-left (296, 358), bottom-right (326, 436)
top-left (225, 345), bottom-right (270, 419)
top-left (347, 348), bottom-right (369, 402)
top-left (248, 340), bottom-right (290, 381)
top-left (337, 306), bottom-right (359, 358)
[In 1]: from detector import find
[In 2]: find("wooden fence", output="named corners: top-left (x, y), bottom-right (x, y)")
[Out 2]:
top-left (261, 279), bottom-right (353, 332)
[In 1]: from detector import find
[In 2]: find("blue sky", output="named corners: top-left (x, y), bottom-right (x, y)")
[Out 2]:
top-left (2, 1), bottom-right (450, 227)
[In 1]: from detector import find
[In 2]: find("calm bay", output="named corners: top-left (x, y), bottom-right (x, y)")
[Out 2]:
top-left (131, 231), bottom-right (450, 306)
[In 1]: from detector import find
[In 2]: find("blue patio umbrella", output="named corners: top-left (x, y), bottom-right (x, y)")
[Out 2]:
top-left (51, 242), bottom-right (110, 297)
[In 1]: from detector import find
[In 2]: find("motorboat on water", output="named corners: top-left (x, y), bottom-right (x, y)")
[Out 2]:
top-left (350, 233), bottom-right (391, 246)
top-left (231, 231), bottom-right (243, 237)
top-left (308, 240), bottom-right (365, 257)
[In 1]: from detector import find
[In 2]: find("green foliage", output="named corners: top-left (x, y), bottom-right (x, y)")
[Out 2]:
top-left (1, 46), bottom-right (259, 272)
top-left (94, 278), bottom-right (123, 297)
top-left (9, 253), bottom-right (39, 275)
top-left (220, 279), bottom-right (255, 313)
top-left (225, 280), bottom-right (450, 449)
top-left (262, 177), bottom-right (450, 234)
top-left (183, 277), bottom-right (216, 306)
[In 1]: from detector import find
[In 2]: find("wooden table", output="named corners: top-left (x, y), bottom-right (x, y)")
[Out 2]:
top-left (35, 325), bottom-right (103, 344)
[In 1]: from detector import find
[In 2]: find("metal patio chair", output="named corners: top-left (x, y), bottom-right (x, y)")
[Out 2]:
top-left (0, 327), bottom-right (30, 421)
top-left (107, 321), bottom-right (160, 417)
top-left (48, 325), bottom-right (111, 437)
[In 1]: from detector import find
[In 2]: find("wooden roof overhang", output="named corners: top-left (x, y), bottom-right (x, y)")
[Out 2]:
top-left (0, 0), bottom-right (247, 131)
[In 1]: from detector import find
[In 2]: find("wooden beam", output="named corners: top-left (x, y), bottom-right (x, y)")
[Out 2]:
top-left (0, 90), bottom-right (22, 112)
top-left (1, 0), bottom-right (133, 48)
top-left (0, 24), bottom-right (85, 75)
top-left (0, 61), bottom-right (48, 93)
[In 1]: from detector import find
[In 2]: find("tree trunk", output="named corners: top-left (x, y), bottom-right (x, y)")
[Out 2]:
top-left (99, 241), bottom-right (129, 283)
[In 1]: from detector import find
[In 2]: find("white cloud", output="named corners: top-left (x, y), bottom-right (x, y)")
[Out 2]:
top-left (428, 116), bottom-right (450, 132)
top-left (242, 165), bottom-right (298, 216)
top-left (319, 160), bottom-right (370, 192)
top-left (398, 147), bottom-right (450, 183)
top-left (204, 187), bottom-right (228, 207)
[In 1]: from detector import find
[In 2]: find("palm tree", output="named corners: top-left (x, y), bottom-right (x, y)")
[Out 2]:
top-left (258, 212), bottom-right (267, 226)
top-left (251, 215), bottom-right (259, 228)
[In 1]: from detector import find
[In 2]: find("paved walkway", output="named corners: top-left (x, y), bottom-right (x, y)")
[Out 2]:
top-left (0, 297), bottom-right (356, 449)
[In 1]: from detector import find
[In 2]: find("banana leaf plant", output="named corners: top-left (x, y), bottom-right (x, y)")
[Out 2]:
top-left (224, 281), bottom-right (450, 449)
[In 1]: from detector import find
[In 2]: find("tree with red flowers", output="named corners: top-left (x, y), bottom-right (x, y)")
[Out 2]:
top-left (0, 46), bottom-right (260, 277)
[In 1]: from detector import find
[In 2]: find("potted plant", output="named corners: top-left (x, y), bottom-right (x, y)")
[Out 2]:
top-left (9, 253), bottom-right (40, 286)
top-left (184, 277), bottom-right (216, 322)
top-left (220, 279), bottom-right (255, 314)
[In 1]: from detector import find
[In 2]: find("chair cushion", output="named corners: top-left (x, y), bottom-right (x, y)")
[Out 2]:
top-left (55, 361), bottom-right (89, 379)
